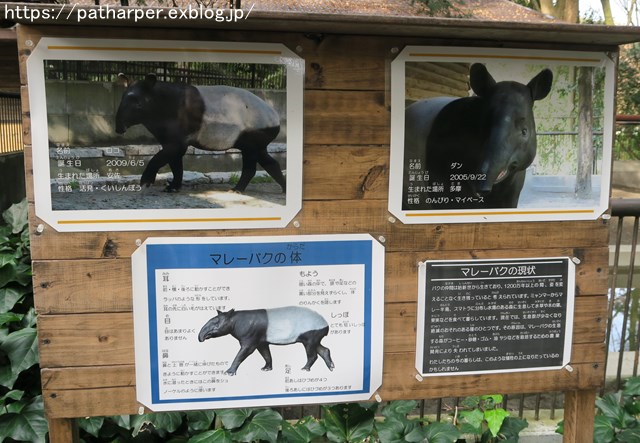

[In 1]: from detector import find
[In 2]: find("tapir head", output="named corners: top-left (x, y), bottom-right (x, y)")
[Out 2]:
top-left (470, 63), bottom-right (553, 195)
top-left (198, 309), bottom-right (234, 342)
top-left (114, 73), bottom-right (157, 135)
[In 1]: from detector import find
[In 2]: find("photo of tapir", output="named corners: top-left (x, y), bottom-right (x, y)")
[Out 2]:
top-left (115, 73), bottom-right (286, 194)
top-left (198, 306), bottom-right (335, 376)
top-left (403, 63), bottom-right (553, 210)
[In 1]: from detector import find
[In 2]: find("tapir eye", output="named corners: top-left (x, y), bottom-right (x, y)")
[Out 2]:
top-left (521, 128), bottom-right (528, 137)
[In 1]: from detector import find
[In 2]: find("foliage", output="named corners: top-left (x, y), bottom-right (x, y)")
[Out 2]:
top-left (557, 377), bottom-right (640, 443)
top-left (0, 199), bottom-right (47, 443)
top-left (616, 44), bottom-right (640, 161)
top-left (454, 395), bottom-right (528, 442)
top-left (410, 0), bottom-right (469, 18)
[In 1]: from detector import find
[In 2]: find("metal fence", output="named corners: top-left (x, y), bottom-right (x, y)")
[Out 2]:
top-left (0, 92), bottom-right (22, 155)
top-left (44, 60), bottom-right (287, 90)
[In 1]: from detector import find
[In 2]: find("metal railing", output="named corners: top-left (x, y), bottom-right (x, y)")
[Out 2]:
top-left (0, 92), bottom-right (22, 155)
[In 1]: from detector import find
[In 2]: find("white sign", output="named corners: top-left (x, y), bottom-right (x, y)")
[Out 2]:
top-left (27, 38), bottom-right (304, 231)
top-left (132, 234), bottom-right (385, 411)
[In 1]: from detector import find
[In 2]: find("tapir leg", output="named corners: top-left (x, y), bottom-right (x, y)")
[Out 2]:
top-left (140, 143), bottom-right (186, 190)
top-left (233, 151), bottom-right (258, 193)
top-left (256, 149), bottom-right (286, 193)
top-left (317, 343), bottom-right (334, 371)
top-left (301, 342), bottom-right (319, 371)
top-left (227, 343), bottom-right (257, 376)
top-left (257, 343), bottom-right (273, 371)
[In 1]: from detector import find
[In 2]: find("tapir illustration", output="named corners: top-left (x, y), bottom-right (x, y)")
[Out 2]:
top-left (198, 306), bottom-right (335, 376)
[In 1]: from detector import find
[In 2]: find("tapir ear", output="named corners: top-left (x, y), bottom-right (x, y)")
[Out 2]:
top-left (469, 63), bottom-right (496, 97)
top-left (116, 73), bottom-right (129, 87)
top-left (143, 73), bottom-right (157, 89)
top-left (528, 69), bottom-right (553, 101)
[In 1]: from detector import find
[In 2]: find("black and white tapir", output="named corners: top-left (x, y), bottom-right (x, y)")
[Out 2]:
top-left (403, 63), bottom-right (553, 209)
top-left (115, 73), bottom-right (286, 193)
top-left (198, 306), bottom-right (335, 376)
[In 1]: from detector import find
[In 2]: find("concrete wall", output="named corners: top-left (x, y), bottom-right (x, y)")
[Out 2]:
top-left (0, 153), bottom-right (25, 213)
top-left (45, 81), bottom-right (287, 146)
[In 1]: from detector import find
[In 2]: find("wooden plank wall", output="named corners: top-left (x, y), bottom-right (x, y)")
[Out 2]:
top-left (17, 25), bottom-right (609, 424)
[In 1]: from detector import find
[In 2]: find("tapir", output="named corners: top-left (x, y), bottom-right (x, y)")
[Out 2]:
top-left (115, 73), bottom-right (285, 193)
top-left (198, 306), bottom-right (335, 376)
top-left (403, 63), bottom-right (553, 209)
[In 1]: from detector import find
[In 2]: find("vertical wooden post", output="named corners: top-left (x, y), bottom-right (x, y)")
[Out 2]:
top-left (563, 390), bottom-right (596, 443)
top-left (48, 418), bottom-right (79, 443)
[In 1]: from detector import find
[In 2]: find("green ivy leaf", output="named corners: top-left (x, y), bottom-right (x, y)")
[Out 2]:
top-left (483, 408), bottom-right (509, 438)
top-left (323, 403), bottom-right (374, 443)
top-left (499, 416), bottom-right (528, 440)
top-left (593, 415), bottom-right (615, 443)
top-left (624, 376), bottom-right (640, 396)
top-left (216, 408), bottom-right (253, 429)
top-left (481, 394), bottom-right (503, 409)
top-left (404, 424), bottom-right (428, 442)
top-left (110, 414), bottom-right (131, 429)
top-left (380, 400), bottom-right (418, 419)
top-left (461, 396), bottom-right (481, 409)
top-left (131, 411), bottom-right (183, 437)
top-left (1, 327), bottom-right (38, 377)
top-left (2, 200), bottom-right (28, 235)
top-left (185, 410), bottom-right (216, 432)
top-left (79, 416), bottom-right (105, 438)
top-left (375, 417), bottom-right (407, 443)
top-left (0, 312), bottom-right (22, 328)
top-left (555, 419), bottom-right (564, 435)
top-left (422, 421), bottom-right (460, 443)
top-left (0, 389), bottom-right (24, 404)
top-left (596, 392), bottom-right (626, 428)
top-left (231, 408), bottom-right (282, 443)
top-left (0, 287), bottom-right (27, 314)
top-left (281, 417), bottom-right (325, 443)
top-left (618, 427), bottom-right (640, 442)
top-left (459, 409), bottom-right (484, 435)
top-left (0, 395), bottom-right (47, 443)
top-left (188, 429), bottom-right (232, 443)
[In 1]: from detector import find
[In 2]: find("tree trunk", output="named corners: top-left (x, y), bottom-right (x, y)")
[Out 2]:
top-left (601, 0), bottom-right (615, 24)
top-left (576, 67), bottom-right (594, 198)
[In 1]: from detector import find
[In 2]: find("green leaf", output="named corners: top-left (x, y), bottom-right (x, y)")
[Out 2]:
top-left (185, 410), bottom-right (216, 432)
top-left (624, 376), bottom-right (640, 396)
top-left (422, 422), bottom-right (460, 443)
top-left (618, 427), bottom-right (640, 442)
top-left (381, 400), bottom-right (418, 419)
top-left (555, 419), bottom-right (564, 435)
top-left (0, 360), bottom-right (18, 388)
top-left (483, 408), bottom-right (509, 437)
top-left (593, 415), bottom-right (615, 443)
top-left (216, 408), bottom-right (253, 429)
top-left (499, 416), bottom-right (528, 440)
top-left (481, 394), bottom-right (503, 409)
top-left (79, 416), bottom-right (105, 438)
top-left (231, 409), bottom-right (282, 443)
top-left (131, 411), bottom-right (183, 437)
top-left (459, 409), bottom-right (484, 435)
top-left (404, 425), bottom-right (428, 443)
top-left (281, 417), bottom-right (325, 443)
top-left (2, 199), bottom-right (28, 235)
top-left (1, 327), bottom-right (38, 376)
top-left (323, 403), bottom-right (375, 443)
top-left (0, 395), bottom-right (47, 443)
top-left (0, 389), bottom-right (24, 404)
top-left (0, 287), bottom-right (27, 314)
top-left (188, 429), bottom-right (232, 443)
top-left (375, 418), bottom-right (407, 443)
top-left (596, 393), bottom-right (626, 427)
top-left (110, 414), bottom-right (131, 429)
top-left (461, 396), bottom-right (481, 409)
top-left (0, 312), bottom-right (22, 327)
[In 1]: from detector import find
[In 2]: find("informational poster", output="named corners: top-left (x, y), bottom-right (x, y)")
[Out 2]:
top-left (389, 47), bottom-right (615, 224)
top-left (416, 258), bottom-right (575, 377)
top-left (26, 38), bottom-right (303, 231)
top-left (132, 234), bottom-right (384, 411)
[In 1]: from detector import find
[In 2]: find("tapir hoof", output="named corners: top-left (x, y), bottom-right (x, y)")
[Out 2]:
top-left (301, 367), bottom-right (311, 372)
top-left (225, 369), bottom-right (237, 376)
top-left (228, 188), bottom-right (243, 194)
top-left (261, 366), bottom-right (272, 372)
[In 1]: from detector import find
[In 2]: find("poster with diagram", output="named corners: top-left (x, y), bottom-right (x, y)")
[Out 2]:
top-left (131, 234), bottom-right (385, 411)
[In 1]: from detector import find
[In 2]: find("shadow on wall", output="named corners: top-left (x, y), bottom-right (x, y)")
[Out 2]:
top-left (0, 153), bottom-right (26, 213)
